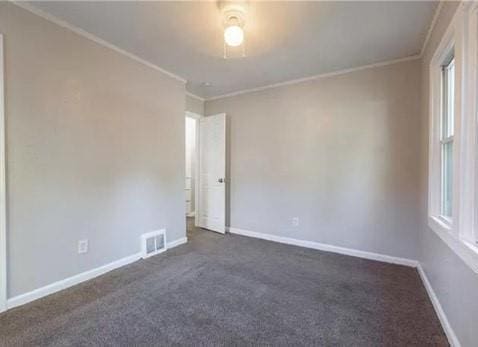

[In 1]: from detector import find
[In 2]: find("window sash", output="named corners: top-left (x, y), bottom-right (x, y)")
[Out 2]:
top-left (442, 59), bottom-right (455, 139)
top-left (440, 57), bottom-right (455, 220)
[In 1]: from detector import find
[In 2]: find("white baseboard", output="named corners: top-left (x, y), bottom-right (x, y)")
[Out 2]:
top-left (7, 252), bottom-right (141, 310)
top-left (417, 264), bottom-right (461, 347)
top-left (168, 237), bottom-right (188, 249)
top-left (229, 227), bottom-right (419, 267)
top-left (6, 236), bottom-right (188, 311)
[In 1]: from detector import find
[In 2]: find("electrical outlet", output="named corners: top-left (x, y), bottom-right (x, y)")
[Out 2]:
top-left (292, 217), bottom-right (300, 227)
top-left (78, 239), bottom-right (88, 254)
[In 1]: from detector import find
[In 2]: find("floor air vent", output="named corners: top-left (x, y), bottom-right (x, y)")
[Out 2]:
top-left (141, 229), bottom-right (167, 259)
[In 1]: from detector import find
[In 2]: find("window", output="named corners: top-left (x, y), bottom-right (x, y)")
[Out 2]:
top-left (440, 57), bottom-right (454, 219)
top-left (429, 40), bottom-right (455, 231)
top-left (428, 2), bottom-right (478, 274)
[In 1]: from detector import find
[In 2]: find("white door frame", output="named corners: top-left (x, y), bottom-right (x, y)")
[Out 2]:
top-left (185, 111), bottom-right (202, 228)
top-left (0, 34), bottom-right (7, 313)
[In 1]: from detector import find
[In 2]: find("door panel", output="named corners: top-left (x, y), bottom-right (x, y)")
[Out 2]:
top-left (198, 114), bottom-right (226, 233)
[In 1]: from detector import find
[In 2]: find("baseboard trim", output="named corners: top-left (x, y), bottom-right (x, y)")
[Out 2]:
top-left (168, 237), bottom-right (188, 249)
top-left (6, 252), bottom-right (141, 310)
top-left (229, 227), bottom-right (419, 267)
top-left (6, 236), bottom-right (188, 310)
top-left (417, 264), bottom-right (461, 347)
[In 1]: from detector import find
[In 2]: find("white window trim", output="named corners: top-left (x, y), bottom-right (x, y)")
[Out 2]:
top-left (0, 34), bottom-right (6, 313)
top-left (428, 3), bottom-right (478, 274)
top-left (439, 58), bottom-right (454, 219)
top-left (428, 15), bottom-right (457, 234)
top-left (463, 3), bottom-right (478, 247)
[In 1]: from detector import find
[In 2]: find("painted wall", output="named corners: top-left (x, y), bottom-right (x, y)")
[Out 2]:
top-left (419, 2), bottom-right (478, 346)
top-left (0, 3), bottom-right (186, 298)
top-left (206, 59), bottom-right (421, 260)
top-left (186, 94), bottom-right (204, 115)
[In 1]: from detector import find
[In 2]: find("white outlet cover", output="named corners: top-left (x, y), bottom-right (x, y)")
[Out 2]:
top-left (292, 217), bottom-right (300, 227)
top-left (78, 239), bottom-right (88, 254)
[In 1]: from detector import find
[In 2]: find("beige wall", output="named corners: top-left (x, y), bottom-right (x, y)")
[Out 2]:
top-left (186, 94), bottom-right (204, 115)
top-left (206, 59), bottom-right (422, 259)
top-left (0, 3), bottom-right (186, 297)
top-left (419, 2), bottom-right (478, 346)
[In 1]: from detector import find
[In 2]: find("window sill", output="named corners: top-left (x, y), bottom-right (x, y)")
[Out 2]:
top-left (428, 215), bottom-right (452, 234)
top-left (428, 216), bottom-right (478, 274)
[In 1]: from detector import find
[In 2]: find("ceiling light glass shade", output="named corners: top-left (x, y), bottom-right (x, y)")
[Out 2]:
top-left (224, 25), bottom-right (244, 47)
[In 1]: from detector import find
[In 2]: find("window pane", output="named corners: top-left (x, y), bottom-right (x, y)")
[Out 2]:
top-left (442, 141), bottom-right (453, 217)
top-left (446, 59), bottom-right (455, 137)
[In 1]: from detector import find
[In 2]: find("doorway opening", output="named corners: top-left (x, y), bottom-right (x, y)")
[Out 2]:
top-left (185, 112), bottom-right (199, 237)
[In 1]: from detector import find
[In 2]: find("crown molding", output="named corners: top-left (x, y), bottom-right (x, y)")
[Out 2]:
top-left (419, 1), bottom-right (444, 58)
top-left (186, 92), bottom-right (205, 102)
top-left (206, 54), bottom-right (421, 101)
top-left (10, 1), bottom-right (187, 84)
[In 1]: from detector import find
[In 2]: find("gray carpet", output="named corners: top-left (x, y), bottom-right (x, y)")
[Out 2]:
top-left (1, 221), bottom-right (448, 346)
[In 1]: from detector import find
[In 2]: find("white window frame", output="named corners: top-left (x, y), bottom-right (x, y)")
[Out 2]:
top-left (428, 3), bottom-right (478, 274)
top-left (439, 56), bottom-right (455, 221)
top-left (428, 19), bottom-right (457, 234)
top-left (0, 34), bottom-right (6, 313)
top-left (463, 3), bottom-right (478, 249)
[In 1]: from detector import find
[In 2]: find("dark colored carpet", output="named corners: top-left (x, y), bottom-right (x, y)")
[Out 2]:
top-left (0, 219), bottom-right (447, 346)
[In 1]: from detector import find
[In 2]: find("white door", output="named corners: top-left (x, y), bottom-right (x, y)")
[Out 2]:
top-left (197, 114), bottom-right (226, 233)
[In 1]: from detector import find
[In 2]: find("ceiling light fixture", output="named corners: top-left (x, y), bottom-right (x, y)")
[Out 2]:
top-left (221, 2), bottom-right (247, 58)
top-left (224, 24), bottom-right (244, 47)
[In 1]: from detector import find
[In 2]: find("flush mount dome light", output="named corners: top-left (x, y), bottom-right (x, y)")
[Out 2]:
top-left (224, 24), bottom-right (244, 47)
top-left (221, 2), bottom-right (247, 58)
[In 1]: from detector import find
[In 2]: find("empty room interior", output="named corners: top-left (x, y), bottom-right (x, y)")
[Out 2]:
top-left (1, 1), bottom-right (478, 346)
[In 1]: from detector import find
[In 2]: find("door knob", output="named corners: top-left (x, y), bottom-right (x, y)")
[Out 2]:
top-left (218, 178), bottom-right (224, 183)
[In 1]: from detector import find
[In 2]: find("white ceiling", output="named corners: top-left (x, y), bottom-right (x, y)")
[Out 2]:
top-left (26, 1), bottom-right (438, 99)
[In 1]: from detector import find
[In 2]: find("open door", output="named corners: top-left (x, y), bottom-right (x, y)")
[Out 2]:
top-left (197, 113), bottom-right (226, 234)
